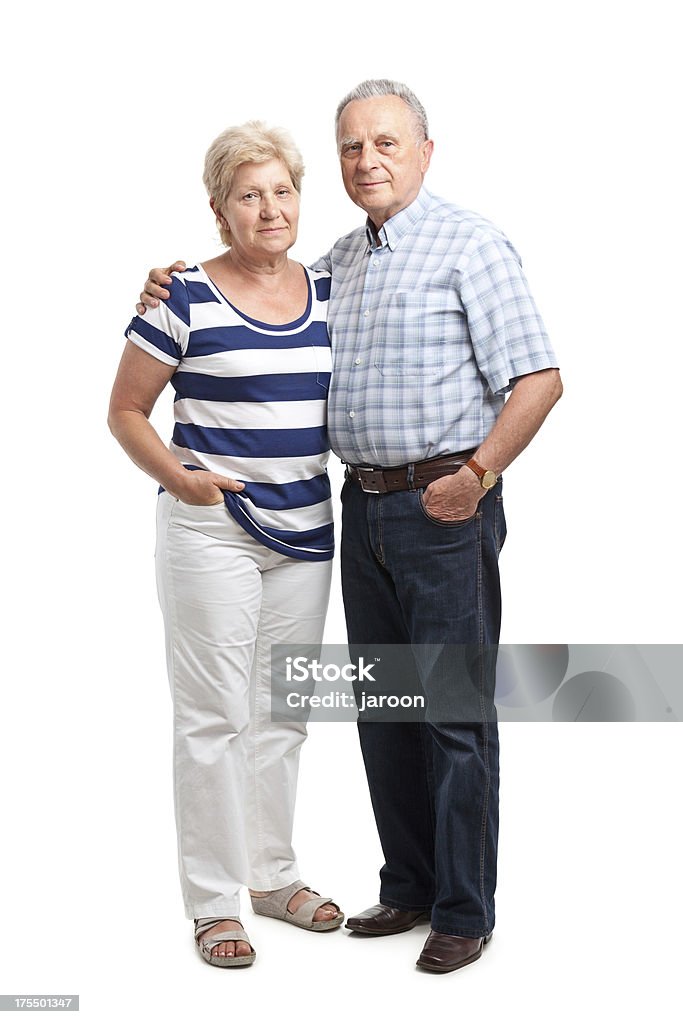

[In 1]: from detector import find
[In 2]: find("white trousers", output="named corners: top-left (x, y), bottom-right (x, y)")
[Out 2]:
top-left (155, 492), bottom-right (332, 919)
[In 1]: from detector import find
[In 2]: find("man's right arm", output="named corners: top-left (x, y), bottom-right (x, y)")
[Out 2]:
top-left (308, 249), bottom-right (333, 274)
top-left (135, 260), bottom-right (187, 315)
top-left (135, 253), bottom-right (332, 314)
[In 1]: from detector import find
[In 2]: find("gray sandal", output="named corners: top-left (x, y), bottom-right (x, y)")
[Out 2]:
top-left (194, 917), bottom-right (256, 967)
top-left (250, 880), bottom-right (344, 931)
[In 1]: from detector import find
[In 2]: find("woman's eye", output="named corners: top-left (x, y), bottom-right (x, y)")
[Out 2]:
top-left (243, 192), bottom-right (258, 200)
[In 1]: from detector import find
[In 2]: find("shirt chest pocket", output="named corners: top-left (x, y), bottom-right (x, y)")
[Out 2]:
top-left (372, 291), bottom-right (464, 378)
top-left (311, 339), bottom-right (332, 393)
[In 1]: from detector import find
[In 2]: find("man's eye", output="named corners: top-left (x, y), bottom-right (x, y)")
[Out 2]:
top-left (380, 141), bottom-right (394, 148)
top-left (243, 192), bottom-right (258, 200)
top-left (277, 189), bottom-right (291, 197)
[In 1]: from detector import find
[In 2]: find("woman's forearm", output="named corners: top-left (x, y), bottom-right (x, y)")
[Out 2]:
top-left (108, 407), bottom-right (244, 504)
top-left (108, 340), bottom-right (244, 504)
top-left (108, 407), bottom-right (191, 496)
top-left (108, 341), bottom-right (192, 498)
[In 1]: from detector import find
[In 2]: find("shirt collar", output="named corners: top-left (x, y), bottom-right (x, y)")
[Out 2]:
top-left (364, 185), bottom-right (433, 252)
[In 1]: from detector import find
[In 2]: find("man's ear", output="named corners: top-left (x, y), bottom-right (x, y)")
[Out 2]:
top-left (420, 139), bottom-right (435, 175)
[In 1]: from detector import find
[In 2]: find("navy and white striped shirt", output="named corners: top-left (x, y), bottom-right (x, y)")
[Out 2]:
top-left (125, 263), bottom-right (334, 561)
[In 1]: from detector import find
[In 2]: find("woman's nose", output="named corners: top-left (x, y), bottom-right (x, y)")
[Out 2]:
top-left (260, 195), bottom-right (279, 218)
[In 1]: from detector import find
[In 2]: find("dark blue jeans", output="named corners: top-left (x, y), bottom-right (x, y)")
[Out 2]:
top-left (341, 476), bottom-right (506, 938)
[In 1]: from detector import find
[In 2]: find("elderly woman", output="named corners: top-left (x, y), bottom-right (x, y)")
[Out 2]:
top-left (108, 122), bottom-right (343, 968)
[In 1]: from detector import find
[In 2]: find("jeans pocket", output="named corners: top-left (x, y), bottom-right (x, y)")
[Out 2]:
top-left (417, 488), bottom-right (479, 528)
top-left (494, 494), bottom-right (507, 554)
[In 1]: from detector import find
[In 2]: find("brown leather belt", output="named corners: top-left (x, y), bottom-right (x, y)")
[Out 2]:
top-left (345, 449), bottom-right (478, 495)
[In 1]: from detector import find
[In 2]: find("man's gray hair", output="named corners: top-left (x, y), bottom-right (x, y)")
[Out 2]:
top-left (335, 79), bottom-right (429, 148)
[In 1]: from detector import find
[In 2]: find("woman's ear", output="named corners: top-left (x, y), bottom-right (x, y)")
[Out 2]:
top-left (209, 197), bottom-right (229, 230)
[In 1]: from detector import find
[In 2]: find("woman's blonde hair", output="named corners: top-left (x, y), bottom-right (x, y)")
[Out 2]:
top-left (203, 120), bottom-right (305, 247)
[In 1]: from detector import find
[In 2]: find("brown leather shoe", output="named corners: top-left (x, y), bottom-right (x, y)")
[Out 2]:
top-left (416, 929), bottom-right (493, 972)
top-left (345, 904), bottom-right (430, 936)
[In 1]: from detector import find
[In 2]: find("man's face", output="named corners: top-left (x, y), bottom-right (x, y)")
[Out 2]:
top-left (337, 95), bottom-right (433, 229)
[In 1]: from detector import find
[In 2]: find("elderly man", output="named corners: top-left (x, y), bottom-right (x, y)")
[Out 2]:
top-left (137, 79), bottom-right (562, 972)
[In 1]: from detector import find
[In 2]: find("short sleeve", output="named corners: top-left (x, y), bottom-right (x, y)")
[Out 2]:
top-left (125, 274), bottom-right (191, 367)
top-left (459, 234), bottom-right (559, 395)
top-left (308, 249), bottom-right (333, 274)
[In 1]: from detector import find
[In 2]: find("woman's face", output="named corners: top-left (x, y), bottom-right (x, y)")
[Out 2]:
top-left (218, 158), bottom-right (300, 259)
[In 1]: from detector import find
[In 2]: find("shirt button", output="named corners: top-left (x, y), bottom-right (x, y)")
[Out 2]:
top-left (354, 358), bottom-right (361, 365)
top-left (349, 411), bottom-right (356, 419)
top-left (363, 309), bottom-right (370, 317)
top-left (373, 259), bottom-right (380, 266)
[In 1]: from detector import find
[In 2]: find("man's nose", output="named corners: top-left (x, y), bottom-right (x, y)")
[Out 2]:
top-left (357, 144), bottom-right (378, 172)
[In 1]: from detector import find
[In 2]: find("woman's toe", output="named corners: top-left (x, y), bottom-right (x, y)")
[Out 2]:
top-left (313, 902), bottom-right (338, 922)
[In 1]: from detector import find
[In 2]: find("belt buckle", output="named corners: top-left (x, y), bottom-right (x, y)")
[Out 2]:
top-left (358, 467), bottom-right (382, 494)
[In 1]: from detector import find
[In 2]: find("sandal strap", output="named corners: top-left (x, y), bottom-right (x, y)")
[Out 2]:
top-left (194, 921), bottom-right (245, 942)
top-left (250, 880), bottom-right (339, 923)
top-left (199, 929), bottom-right (251, 950)
top-left (287, 895), bottom-right (340, 927)
top-left (250, 879), bottom-right (308, 919)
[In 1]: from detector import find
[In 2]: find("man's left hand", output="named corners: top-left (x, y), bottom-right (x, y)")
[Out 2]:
top-left (421, 466), bottom-right (483, 522)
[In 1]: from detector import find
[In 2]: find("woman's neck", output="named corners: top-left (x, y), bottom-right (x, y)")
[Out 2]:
top-left (218, 247), bottom-right (291, 287)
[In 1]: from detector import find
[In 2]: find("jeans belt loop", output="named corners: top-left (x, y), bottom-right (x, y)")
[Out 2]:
top-left (406, 462), bottom-right (415, 491)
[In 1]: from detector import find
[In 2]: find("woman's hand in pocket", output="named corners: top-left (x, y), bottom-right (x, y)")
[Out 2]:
top-left (171, 470), bottom-right (245, 506)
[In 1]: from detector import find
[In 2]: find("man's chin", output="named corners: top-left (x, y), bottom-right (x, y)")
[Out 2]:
top-left (352, 193), bottom-right (388, 216)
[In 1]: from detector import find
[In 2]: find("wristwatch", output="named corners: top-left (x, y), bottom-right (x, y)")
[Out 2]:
top-left (465, 457), bottom-right (498, 490)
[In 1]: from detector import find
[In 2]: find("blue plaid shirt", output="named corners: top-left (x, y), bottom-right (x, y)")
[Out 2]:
top-left (312, 186), bottom-right (558, 467)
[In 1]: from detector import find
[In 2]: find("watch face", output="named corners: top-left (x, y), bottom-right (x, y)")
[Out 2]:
top-left (482, 470), bottom-right (497, 489)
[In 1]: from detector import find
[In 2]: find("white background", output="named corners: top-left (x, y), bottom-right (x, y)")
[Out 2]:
top-left (1, 1), bottom-right (681, 1021)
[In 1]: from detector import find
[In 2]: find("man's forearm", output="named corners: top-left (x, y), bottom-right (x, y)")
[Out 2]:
top-left (474, 368), bottom-right (563, 475)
